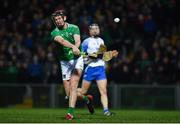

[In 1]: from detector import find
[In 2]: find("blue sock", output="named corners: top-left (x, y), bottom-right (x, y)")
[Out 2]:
top-left (103, 108), bottom-right (109, 113)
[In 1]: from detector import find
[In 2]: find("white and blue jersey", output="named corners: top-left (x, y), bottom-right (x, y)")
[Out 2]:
top-left (82, 37), bottom-right (106, 82)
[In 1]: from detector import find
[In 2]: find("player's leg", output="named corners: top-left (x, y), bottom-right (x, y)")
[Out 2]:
top-left (77, 66), bottom-right (92, 100)
top-left (61, 60), bottom-right (77, 120)
top-left (95, 66), bottom-right (112, 116)
top-left (77, 79), bottom-right (94, 114)
top-left (63, 80), bottom-right (70, 99)
top-left (96, 79), bottom-right (108, 109)
top-left (69, 69), bottom-right (82, 107)
top-left (96, 79), bottom-right (112, 116)
top-left (77, 80), bottom-right (90, 100)
top-left (66, 56), bottom-right (83, 120)
top-left (60, 61), bottom-right (72, 99)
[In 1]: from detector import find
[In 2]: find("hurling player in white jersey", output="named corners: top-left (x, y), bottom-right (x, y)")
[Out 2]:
top-left (77, 23), bottom-right (114, 116)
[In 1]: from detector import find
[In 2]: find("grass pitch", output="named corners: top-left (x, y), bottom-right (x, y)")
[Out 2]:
top-left (0, 108), bottom-right (180, 123)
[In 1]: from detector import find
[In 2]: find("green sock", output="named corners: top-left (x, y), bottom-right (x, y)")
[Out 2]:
top-left (68, 107), bottom-right (74, 115)
top-left (82, 96), bottom-right (88, 102)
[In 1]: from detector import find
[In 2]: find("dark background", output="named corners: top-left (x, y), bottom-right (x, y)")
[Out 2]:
top-left (0, 0), bottom-right (180, 85)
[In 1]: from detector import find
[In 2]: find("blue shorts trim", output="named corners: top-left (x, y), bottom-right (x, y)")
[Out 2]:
top-left (83, 66), bottom-right (106, 82)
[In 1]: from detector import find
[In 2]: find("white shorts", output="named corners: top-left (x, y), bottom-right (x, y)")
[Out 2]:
top-left (60, 56), bottom-right (84, 80)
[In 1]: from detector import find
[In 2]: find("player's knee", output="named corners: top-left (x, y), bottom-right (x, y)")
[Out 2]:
top-left (73, 69), bottom-right (81, 76)
top-left (77, 88), bottom-right (82, 96)
top-left (69, 83), bottom-right (78, 93)
top-left (77, 88), bottom-right (87, 95)
top-left (82, 89), bottom-right (87, 95)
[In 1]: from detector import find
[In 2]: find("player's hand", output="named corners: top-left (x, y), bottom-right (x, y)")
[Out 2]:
top-left (88, 53), bottom-right (98, 58)
top-left (112, 50), bottom-right (119, 57)
top-left (102, 50), bottom-right (119, 61)
top-left (72, 46), bottom-right (80, 55)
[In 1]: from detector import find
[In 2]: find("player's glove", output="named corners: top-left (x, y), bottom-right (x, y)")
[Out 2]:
top-left (102, 50), bottom-right (119, 61)
top-left (97, 44), bottom-right (107, 54)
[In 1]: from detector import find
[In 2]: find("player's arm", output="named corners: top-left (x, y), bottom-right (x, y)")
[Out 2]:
top-left (73, 25), bottom-right (81, 48)
top-left (54, 36), bottom-right (80, 55)
top-left (74, 34), bottom-right (81, 48)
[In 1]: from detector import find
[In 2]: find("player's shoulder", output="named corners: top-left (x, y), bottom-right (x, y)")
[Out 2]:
top-left (51, 27), bottom-right (59, 33)
top-left (97, 37), bottom-right (104, 41)
top-left (50, 28), bottom-right (59, 36)
top-left (97, 37), bottom-right (104, 44)
top-left (83, 37), bottom-right (91, 43)
top-left (68, 23), bottom-right (79, 29)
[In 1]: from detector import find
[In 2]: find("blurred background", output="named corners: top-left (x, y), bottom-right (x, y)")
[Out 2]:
top-left (0, 0), bottom-right (180, 109)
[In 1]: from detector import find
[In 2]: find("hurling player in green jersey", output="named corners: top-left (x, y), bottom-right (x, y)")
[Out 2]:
top-left (51, 9), bottom-right (83, 120)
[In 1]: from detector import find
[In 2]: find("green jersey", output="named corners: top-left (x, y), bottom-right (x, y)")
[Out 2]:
top-left (51, 23), bottom-right (81, 61)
